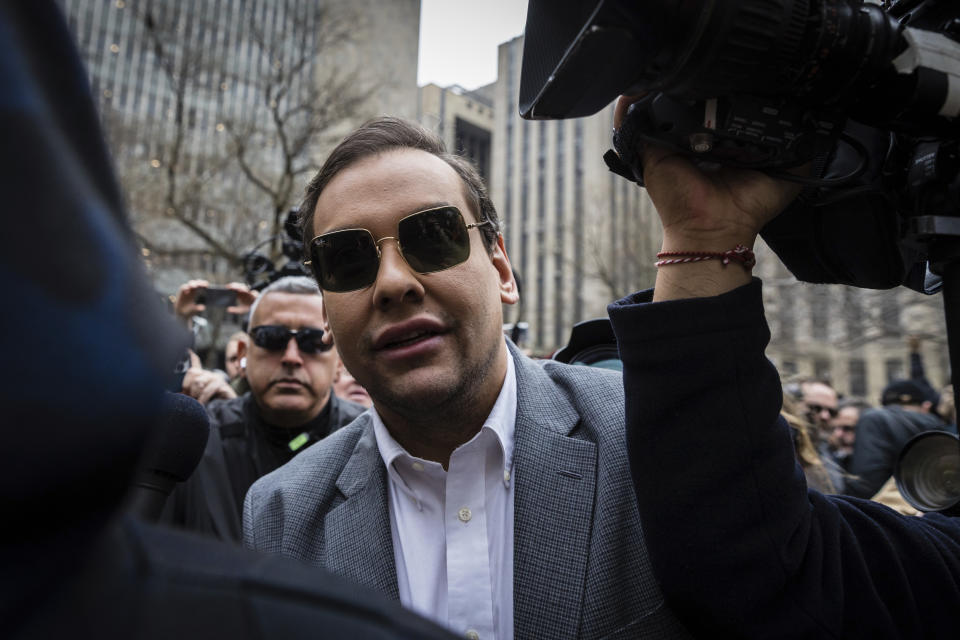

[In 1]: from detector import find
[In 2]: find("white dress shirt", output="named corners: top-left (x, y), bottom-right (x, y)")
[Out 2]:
top-left (373, 348), bottom-right (516, 640)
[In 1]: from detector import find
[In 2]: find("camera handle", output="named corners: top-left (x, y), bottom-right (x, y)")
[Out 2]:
top-left (908, 214), bottom-right (960, 418)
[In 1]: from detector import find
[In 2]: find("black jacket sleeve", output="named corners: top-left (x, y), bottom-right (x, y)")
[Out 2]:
top-left (608, 279), bottom-right (960, 639)
top-left (844, 408), bottom-right (904, 499)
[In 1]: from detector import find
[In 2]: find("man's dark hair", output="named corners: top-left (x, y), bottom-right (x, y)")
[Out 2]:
top-left (299, 117), bottom-right (500, 258)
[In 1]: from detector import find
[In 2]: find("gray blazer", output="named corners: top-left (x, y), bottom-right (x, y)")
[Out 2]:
top-left (244, 344), bottom-right (691, 639)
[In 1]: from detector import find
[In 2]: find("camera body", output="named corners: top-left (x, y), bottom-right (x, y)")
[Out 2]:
top-left (242, 209), bottom-right (312, 290)
top-left (520, 0), bottom-right (960, 291)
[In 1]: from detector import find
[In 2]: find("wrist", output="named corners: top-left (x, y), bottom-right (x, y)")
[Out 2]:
top-left (660, 233), bottom-right (756, 254)
top-left (660, 217), bottom-right (760, 251)
top-left (652, 242), bottom-right (755, 302)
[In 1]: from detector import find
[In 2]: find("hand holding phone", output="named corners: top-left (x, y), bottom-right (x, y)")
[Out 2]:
top-left (174, 279), bottom-right (210, 320)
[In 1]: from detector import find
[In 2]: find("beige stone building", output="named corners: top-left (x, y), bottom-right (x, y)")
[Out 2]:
top-left (419, 82), bottom-right (495, 187)
top-left (490, 36), bottom-right (663, 354)
top-left (757, 243), bottom-right (949, 404)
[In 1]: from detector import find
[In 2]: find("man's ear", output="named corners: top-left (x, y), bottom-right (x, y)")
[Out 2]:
top-left (236, 339), bottom-right (247, 367)
top-left (491, 234), bottom-right (519, 305)
top-left (320, 297), bottom-right (335, 346)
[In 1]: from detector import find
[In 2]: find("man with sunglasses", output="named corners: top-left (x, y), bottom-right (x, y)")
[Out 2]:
top-left (166, 276), bottom-right (365, 542)
top-left (799, 379), bottom-right (840, 443)
top-left (243, 118), bottom-right (693, 639)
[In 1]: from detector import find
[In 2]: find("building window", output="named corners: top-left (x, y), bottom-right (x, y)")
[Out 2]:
top-left (885, 358), bottom-right (904, 382)
top-left (535, 121), bottom-right (547, 349)
top-left (849, 358), bottom-right (867, 397)
top-left (814, 358), bottom-right (831, 383)
top-left (881, 293), bottom-right (901, 336)
top-left (520, 115), bottom-right (530, 295)
top-left (779, 294), bottom-right (796, 343)
top-left (536, 266), bottom-right (544, 349)
top-left (810, 287), bottom-right (829, 340)
top-left (504, 43), bottom-right (515, 261)
top-left (554, 120), bottom-right (566, 348)
top-left (573, 120), bottom-right (584, 322)
top-left (453, 117), bottom-right (491, 184)
top-left (843, 287), bottom-right (863, 344)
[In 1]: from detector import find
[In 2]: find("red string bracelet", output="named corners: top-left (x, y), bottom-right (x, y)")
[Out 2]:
top-left (655, 244), bottom-right (756, 269)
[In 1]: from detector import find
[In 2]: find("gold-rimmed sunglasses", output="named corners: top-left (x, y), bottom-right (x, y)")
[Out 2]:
top-left (305, 205), bottom-right (492, 292)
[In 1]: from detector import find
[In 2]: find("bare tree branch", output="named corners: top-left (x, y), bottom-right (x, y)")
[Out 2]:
top-left (97, 1), bottom-right (375, 278)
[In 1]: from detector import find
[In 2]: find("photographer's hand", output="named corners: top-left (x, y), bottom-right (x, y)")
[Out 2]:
top-left (614, 96), bottom-right (803, 302)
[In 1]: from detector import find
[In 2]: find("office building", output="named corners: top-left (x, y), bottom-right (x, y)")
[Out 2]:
top-left (491, 35), bottom-right (663, 354)
top-left (61, 0), bottom-right (420, 293)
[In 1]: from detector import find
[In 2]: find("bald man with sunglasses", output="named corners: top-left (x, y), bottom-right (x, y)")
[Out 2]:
top-left (165, 276), bottom-right (366, 542)
top-left (243, 118), bottom-right (694, 639)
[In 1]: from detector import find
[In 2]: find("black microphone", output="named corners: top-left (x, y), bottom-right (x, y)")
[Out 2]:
top-left (126, 392), bottom-right (210, 522)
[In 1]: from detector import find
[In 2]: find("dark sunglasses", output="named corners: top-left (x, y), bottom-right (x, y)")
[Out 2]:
top-left (807, 403), bottom-right (839, 418)
top-left (305, 205), bottom-right (492, 292)
top-left (249, 325), bottom-right (331, 354)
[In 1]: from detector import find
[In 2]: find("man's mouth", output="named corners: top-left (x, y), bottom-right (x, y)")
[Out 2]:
top-left (372, 317), bottom-right (449, 352)
top-left (272, 378), bottom-right (306, 389)
top-left (380, 329), bottom-right (441, 350)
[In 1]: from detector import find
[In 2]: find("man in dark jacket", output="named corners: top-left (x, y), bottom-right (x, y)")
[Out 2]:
top-left (845, 379), bottom-right (954, 499)
top-left (167, 276), bottom-right (366, 541)
top-left (610, 94), bottom-right (960, 638)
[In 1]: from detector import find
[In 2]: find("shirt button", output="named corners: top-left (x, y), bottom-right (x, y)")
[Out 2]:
top-left (465, 630), bottom-right (480, 640)
top-left (503, 470), bottom-right (511, 485)
top-left (458, 507), bottom-right (472, 523)
top-left (412, 461), bottom-right (424, 472)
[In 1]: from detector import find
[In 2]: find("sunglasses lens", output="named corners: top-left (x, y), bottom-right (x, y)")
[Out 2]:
top-left (808, 404), bottom-right (838, 418)
top-left (398, 207), bottom-right (471, 273)
top-left (251, 326), bottom-right (289, 351)
top-left (294, 329), bottom-right (328, 354)
top-left (311, 229), bottom-right (380, 292)
top-left (251, 326), bottom-right (330, 353)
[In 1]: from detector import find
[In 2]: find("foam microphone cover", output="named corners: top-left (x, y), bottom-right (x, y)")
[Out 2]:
top-left (139, 392), bottom-right (211, 482)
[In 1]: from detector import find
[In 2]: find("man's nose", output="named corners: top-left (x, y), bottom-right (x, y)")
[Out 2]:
top-left (280, 337), bottom-right (304, 365)
top-left (372, 240), bottom-right (425, 309)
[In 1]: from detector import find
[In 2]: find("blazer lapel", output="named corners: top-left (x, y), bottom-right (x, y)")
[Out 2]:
top-left (324, 421), bottom-right (400, 600)
top-left (510, 345), bottom-right (598, 639)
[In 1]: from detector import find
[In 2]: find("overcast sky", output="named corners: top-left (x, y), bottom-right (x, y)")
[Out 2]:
top-left (417, 0), bottom-right (528, 90)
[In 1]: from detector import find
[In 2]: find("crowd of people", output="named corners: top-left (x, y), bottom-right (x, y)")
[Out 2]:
top-left (7, 3), bottom-right (960, 638)
top-left (779, 343), bottom-right (957, 510)
top-left (171, 275), bottom-right (959, 534)
top-left (161, 276), bottom-right (373, 540)
top-left (158, 109), bottom-right (960, 633)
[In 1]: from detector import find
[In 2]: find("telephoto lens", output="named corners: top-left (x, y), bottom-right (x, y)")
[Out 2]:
top-left (895, 431), bottom-right (960, 515)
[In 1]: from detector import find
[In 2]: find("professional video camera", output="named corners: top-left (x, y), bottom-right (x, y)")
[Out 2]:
top-left (241, 209), bottom-right (312, 290)
top-left (520, 0), bottom-right (960, 513)
top-left (520, 0), bottom-right (959, 291)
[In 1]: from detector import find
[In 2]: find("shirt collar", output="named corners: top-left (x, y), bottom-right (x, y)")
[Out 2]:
top-left (483, 345), bottom-right (517, 480)
top-left (372, 343), bottom-right (517, 480)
